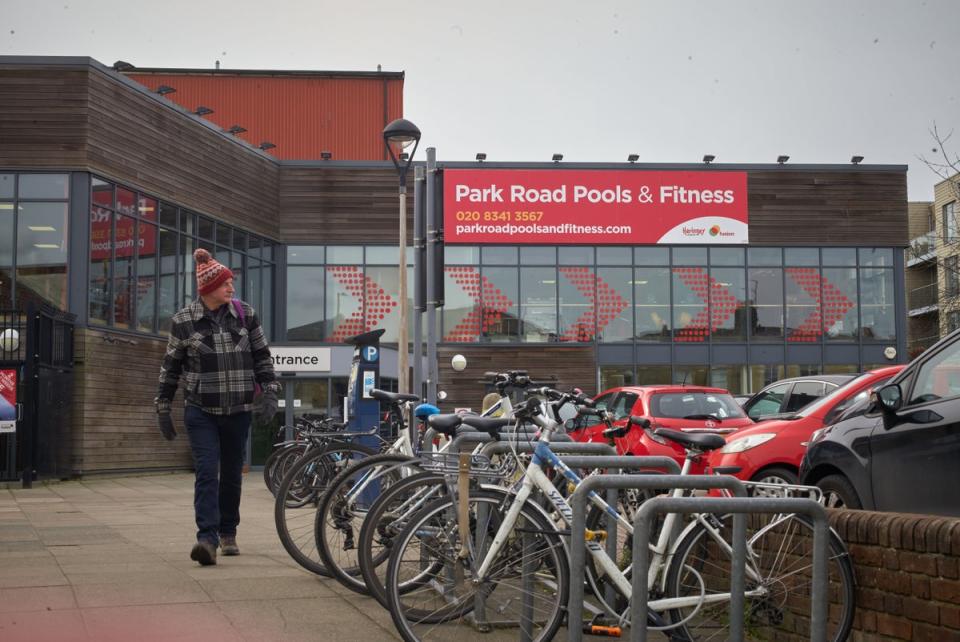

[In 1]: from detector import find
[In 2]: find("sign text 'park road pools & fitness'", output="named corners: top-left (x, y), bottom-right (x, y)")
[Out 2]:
top-left (443, 169), bottom-right (748, 245)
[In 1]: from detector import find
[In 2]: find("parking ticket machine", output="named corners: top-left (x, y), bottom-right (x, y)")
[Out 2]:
top-left (345, 329), bottom-right (384, 446)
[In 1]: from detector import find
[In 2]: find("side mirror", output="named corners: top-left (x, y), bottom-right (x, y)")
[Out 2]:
top-left (875, 384), bottom-right (903, 413)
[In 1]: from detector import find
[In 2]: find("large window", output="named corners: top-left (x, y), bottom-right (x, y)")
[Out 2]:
top-left (944, 202), bottom-right (957, 242)
top-left (284, 244), bottom-right (900, 352)
top-left (88, 176), bottom-right (275, 337)
top-left (0, 173), bottom-right (70, 310)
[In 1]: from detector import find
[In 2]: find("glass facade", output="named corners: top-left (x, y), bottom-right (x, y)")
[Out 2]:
top-left (285, 246), bottom-right (898, 343)
top-left (88, 176), bottom-right (277, 338)
top-left (285, 246), bottom-right (413, 344)
top-left (0, 173), bottom-right (70, 310)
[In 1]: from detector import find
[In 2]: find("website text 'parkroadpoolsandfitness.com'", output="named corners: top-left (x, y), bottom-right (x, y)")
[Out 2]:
top-left (452, 212), bottom-right (631, 239)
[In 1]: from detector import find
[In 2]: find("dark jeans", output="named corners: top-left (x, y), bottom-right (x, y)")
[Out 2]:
top-left (184, 406), bottom-right (251, 546)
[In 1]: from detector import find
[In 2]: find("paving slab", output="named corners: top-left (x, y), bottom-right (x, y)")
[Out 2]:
top-left (0, 472), bottom-right (404, 641)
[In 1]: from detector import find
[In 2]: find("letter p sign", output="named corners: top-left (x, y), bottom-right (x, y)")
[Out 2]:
top-left (362, 346), bottom-right (379, 362)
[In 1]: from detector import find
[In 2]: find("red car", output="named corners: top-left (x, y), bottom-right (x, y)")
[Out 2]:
top-left (569, 385), bottom-right (754, 471)
top-left (707, 366), bottom-right (905, 489)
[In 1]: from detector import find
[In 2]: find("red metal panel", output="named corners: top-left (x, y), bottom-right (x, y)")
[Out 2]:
top-left (126, 73), bottom-right (404, 160)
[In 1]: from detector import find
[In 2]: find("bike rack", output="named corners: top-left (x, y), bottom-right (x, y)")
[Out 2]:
top-left (479, 441), bottom-right (616, 458)
top-left (446, 429), bottom-right (571, 452)
top-left (567, 472), bottom-right (746, 642)
top-left (631, 496), bottom-right (830, 642)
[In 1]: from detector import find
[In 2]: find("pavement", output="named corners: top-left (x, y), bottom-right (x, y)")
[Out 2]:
top-left (0, 473), bottom-right (403, 642)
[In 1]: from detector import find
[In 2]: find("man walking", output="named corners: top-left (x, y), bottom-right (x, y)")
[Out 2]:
top-left (154, 248), bottom-right (280, 566)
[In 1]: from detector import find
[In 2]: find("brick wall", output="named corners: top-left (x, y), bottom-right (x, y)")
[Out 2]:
top-left (829, 509), bottom-right (960, 641)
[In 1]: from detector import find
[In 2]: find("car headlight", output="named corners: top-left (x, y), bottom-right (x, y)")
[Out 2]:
top-left (807, 427), bottom-right (830, 446)
top-left (720, 433), bottom-right (777, 454)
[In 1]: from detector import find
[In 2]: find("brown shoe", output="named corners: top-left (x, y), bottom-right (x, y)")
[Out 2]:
top-left (190, 540), bottom-right (217, 566)
top-left (220, 535), bottom-right (239, 556)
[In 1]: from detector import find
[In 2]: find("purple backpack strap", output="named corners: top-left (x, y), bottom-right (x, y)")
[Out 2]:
top-left (232, 299), bottom-right (246, 327)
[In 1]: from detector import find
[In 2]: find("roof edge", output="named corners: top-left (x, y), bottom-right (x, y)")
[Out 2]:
top-left (124, 67), bottom-right (404, 79)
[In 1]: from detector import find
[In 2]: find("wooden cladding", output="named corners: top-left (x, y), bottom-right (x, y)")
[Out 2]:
top-left (0, 62), bottom-right (279, 238)
top-left (0, 67), bottom-right (89, 168)
top-left (0, 61), bottom-right (907, 248)
top-left (278, 166), bottom-right (413, 243)
top-left (72, 329), bottom-right (192, 474)
top-left (747, 170), bottom-right (908, 246)
top-left (84, 68), bottom-right (279, 237)
top-left (437, 345), bottom-right (597, 412)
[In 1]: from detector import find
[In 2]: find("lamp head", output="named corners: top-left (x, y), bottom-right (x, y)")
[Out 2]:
top-left (383, 118), bottom-right (421, 185)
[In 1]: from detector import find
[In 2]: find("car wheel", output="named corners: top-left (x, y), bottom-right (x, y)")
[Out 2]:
top-left (818, 474), bottom-right (862, 510)
top-left (750, 467), bottom-right (799, 497)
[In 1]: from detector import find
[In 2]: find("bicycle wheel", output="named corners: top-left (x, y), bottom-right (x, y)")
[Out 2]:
top-left (314, 453), bottom-right (419, 593)
top-left (664, 513), bottom-right (855, 641)
top-left (263, 442), bottom-right (306, 495)
top-left (358, 472), bottom-right (447, 608)
top-left (385, 488), bottom-right (569, 642)
top-left (273, 441), bottom-right (377, 575)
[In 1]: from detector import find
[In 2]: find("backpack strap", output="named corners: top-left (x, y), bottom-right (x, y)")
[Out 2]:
top-left (232, 299), bottom-right (246, 329)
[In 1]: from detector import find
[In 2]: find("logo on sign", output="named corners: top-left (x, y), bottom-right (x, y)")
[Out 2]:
top-left (363, 346), bottom-right (379, 362)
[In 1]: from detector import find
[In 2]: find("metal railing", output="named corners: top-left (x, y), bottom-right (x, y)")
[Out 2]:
top-left (905, 231), bottom-right (936, 266)
top-left (908, 282), bottom-right (939, 311)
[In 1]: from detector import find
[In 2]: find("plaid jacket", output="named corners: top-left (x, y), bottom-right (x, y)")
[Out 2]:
top-left (155, 299), bottom-right (280, 415)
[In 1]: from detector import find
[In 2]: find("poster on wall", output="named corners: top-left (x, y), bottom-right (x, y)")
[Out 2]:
top-left (0, 369), bottom-right (16, 434)
top-left (443, 169), bottom-right (748, 245)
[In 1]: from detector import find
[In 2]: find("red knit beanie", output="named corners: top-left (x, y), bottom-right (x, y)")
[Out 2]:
top-left (194, 248), bottom-right (234, 295)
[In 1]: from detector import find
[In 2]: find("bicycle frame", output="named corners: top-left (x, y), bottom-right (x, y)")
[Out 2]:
top-left (473, 415), bottom-right (769, 621)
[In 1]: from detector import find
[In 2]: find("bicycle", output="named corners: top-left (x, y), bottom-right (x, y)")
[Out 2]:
top-left (383, 388), bottom-right (855, 642)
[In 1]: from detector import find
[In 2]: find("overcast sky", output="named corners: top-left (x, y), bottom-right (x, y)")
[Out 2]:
top-left (3, 0), bottom-right (959, 200)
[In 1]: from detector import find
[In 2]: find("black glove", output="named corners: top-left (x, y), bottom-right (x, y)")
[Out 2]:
top-left (157, 412), bottom-right (176, 441)
top-left (258, 389), bottom-right (278, 423)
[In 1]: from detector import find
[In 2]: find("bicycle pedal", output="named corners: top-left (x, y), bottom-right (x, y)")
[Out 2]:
top-left (582, 623), bottom-right (621, 637)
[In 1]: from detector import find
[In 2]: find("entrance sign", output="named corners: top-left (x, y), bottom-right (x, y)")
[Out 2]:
top-left (444, 169), bottom-right (748, 245)
top-left (270, 347), bottom-right (332, 372)
top-left (0, 369), bottom-right (16, 434)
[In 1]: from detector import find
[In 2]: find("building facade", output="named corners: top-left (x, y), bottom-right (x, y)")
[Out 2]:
top-left (0, 56), bottom-right (909, 477)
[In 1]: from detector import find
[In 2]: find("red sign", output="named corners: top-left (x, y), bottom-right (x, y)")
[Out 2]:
top-left (0, 368), bottom-right (16, 432)
top-left (90, 206), bottom-right (158, 261)
top-left (443, 169), bottom-right (748, 245)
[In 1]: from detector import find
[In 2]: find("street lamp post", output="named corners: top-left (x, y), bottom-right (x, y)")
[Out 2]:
top-left (383, 118), bottom-right (421, 395)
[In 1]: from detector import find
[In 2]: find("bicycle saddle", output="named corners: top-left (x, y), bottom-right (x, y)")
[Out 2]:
top-left (370, 389), bottom-right (420, 404)
top-left (414, 403), bottom-right (441, 418)
top-left (427, 413), bottom-right (463, 436)
top-left (654, 428), bottom-right (726, 452)
top-left (460, 416), bottom-right (512, 436)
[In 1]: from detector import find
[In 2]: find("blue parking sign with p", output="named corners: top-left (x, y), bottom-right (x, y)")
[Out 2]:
top-left (363, 346), bottom-right (379, 363)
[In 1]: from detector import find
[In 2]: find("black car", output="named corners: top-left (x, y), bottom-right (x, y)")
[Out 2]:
top-left (741, 375), bottom-right (854, 421)
top-left (800, 330), bottom-right (960, 517)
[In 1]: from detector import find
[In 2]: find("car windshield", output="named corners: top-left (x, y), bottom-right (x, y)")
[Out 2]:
top-left (650, 392), bottom-right (745, 420)
top-left (796, 372), bottom-right (878, 418)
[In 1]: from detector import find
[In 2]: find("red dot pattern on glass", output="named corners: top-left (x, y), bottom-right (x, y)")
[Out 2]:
top-left (672, 267), bottom-right (742, 342)
top-left (555, 267), bottom-right (630, 342)
top-left (785, 268), bottom-right (853, 342)
top-left (326, 266), bottom-right (397, 342)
